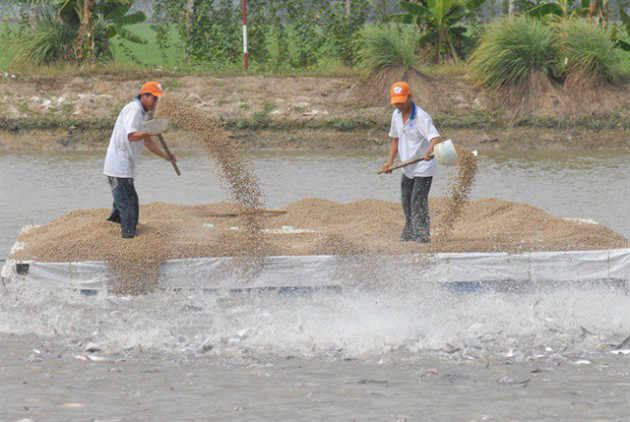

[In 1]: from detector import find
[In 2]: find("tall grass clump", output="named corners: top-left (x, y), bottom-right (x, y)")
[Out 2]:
top-left (356, 24), bottom-right (443, 113)
top-left (556, 19), bottom-right (619, 88)
top-left (356, 24), bottom-right (418, 74)
top-left (469, 16), bottom-right (557, 105)
top-left (8, 12), bottom-right (75, 65)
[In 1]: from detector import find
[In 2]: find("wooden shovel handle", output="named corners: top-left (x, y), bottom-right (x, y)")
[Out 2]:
top-left (377, 155), bottom-right (434, 174)
top-left (156, 134), bottom-right (181, 176)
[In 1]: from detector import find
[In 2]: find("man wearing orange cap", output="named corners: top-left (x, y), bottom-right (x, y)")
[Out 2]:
top-left (381, 81), bottom-right (441, 243)
top-left (103, 81), bottom-right (177, 238)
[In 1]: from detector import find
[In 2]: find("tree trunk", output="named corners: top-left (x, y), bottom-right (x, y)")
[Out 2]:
top-left (186, 0), bottom-right (195, 35)
top-left (185, 0), bottom-right (195, 62)
top-left (508, 0), bottom-right (515, 16)
top-left (601, 0), bottom-right (608, 28)
top-left (448, 37), bottom-right (458, 62)
top-left (73, 0), bottom-right (94, 62)
top-left (589, 0), bottom-right (599, 25)
top-left (29, 3), bottom-right (38, 31)
top-left (347, 0), bottom-right (353, 68)
top-left (436, 31), bottom-right (443, 64)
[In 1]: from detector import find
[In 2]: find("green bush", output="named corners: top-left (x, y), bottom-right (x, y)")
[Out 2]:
top-left (12, 12), bottom-right (76, 64)
top-left (469, 16), bottom-right (556, 92)
top-left (555, 19), bottom-right (619, 85)
top-left (355, 24), bottom-right (418, 74)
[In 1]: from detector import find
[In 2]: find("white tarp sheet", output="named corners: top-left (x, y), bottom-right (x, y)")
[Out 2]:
top-left (2, 249), bottom-right (628, 292)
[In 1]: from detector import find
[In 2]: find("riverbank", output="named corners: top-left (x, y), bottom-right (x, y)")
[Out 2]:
top-left (1, 126), bottom-right (628, 153)
top-left (1, 74), bottom-right (629, 152)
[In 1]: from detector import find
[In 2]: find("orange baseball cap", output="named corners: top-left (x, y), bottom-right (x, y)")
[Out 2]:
top-left (390, 81), bottom-right (411, 104)
top-left (140, 81), bottom-right (165, 97)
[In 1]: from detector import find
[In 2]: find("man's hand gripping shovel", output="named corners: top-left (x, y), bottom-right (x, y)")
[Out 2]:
top-left (142, 118), bottom-right (181, 176)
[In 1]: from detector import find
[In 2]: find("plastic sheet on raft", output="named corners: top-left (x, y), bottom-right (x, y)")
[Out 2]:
top-left (2, 248), bottom-right (628, 295)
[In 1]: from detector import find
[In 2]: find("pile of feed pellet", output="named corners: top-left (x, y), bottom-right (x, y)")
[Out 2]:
top-left (10, 197), bottom-right (628, 266)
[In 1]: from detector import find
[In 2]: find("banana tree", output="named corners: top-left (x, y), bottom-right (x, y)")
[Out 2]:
top-left (392, 0), bottom-right (486, 63)
top-left (17, 0), bottom-right (147, 62)
top-left (90, 0), bottom-right (148, 59)
top-left (526, 0), bottom-right (590, 22)
top-left (527, 0), bottom-right (630, 51)
top-left (613, 9), bottom-right (630, 51)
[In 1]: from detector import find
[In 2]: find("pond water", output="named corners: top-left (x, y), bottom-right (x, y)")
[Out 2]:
top-left (0, 148), bottom-right (629, 421)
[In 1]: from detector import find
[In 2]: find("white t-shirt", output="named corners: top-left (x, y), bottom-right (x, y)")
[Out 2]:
top-left (388, 103), bottom-right (440, 178)
top-left (103, 99), bottom-right (149, 179)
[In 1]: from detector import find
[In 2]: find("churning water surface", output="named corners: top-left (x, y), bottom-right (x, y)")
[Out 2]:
top-left (0, 149), bottom-right (629, 421)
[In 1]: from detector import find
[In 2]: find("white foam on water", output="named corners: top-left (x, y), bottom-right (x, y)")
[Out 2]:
top-left (1, 271), bottom-right (628, 359)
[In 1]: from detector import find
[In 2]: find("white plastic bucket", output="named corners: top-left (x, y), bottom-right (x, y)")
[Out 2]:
top-left (142, 118), bottom-right (169, 135)
top-left (434, 139), bottom-right (458, 166)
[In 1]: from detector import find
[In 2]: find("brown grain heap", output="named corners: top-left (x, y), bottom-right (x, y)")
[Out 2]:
top-left (10, 198), bottom-right (628, 266)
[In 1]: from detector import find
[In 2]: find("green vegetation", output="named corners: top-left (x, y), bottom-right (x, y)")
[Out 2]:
top-left (2, 107), bottom-right (627, 133)
top-left (235, 102), bottom-right (277, 130)
top-left (469, 13), bottom-right (628, 95)
top-left (469, 17), bottom-right (556, 93)
top-left (7, 0), bottom-right (148, 64)
top-left (394, 0), bottom-right (486, 63)
top-left (556, 19), bottom-right (619, 86)
top-left (356, 24), bottom-right (418, 73)
top-left (150, 0), bottom-right (379, 69)
top-left (10, 11), bottom-right (76, 64)
top-left (526, 0), bottom-right (590, 22)
top-left (109, 24), bottom-right (185, 68)
top-left (354, 22), bottom-right (442, 110)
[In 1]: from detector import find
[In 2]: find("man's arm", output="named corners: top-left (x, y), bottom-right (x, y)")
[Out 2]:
top-left (381, 137), bottom-right (399, 174)
top-left (128, 131), bottom-right (151, 142)
top-left (424, 136), bottom-right (441, 161)
top-left (143, 136), bottom-right (177, 162)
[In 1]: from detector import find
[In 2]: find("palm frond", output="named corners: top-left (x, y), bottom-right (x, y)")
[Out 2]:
top-left (113, 11), bottom-right (146, 27)
top-left (399, 1), bottom-right (431, 17)
top-left (115, 26), bottom-right (148, 44)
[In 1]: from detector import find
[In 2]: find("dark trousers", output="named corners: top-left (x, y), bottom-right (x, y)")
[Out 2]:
top-left (401, 175), bottom-right (432, 243)
top-left (107, 177), bottom-right (139, 238)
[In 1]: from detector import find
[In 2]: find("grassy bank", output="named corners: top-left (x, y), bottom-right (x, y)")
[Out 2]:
top-left (2, 125), bottom-right (628, 154)
top-left (2, 107), bottom-right (628, 134)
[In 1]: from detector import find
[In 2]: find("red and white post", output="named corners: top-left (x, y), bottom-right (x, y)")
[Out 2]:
top-left (242, 0), bottom-right (248, 71)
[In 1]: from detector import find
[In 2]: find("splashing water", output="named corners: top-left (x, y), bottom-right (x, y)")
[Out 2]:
top-left (1, 272), bottom-right (627, 361)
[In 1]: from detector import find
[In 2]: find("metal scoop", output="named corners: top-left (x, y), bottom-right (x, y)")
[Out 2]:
top-left (378, 139), bottom-right (477, 174)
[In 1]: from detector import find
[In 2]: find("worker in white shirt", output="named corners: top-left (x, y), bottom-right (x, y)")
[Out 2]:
top-left (381, 81), bottom-right (441, 243)
top-left (103, 81), bottom-right (177, 238)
